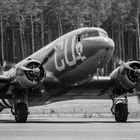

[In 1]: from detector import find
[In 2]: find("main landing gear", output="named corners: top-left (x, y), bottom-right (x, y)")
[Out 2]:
top-left (11, 88), bottom-right (29, 123)
top-left (110, 94), bottom-right (129, 122)
top-left (14, 102), bottom-right (28, 123)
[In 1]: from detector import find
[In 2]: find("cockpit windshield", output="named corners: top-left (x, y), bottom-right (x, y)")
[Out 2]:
top-left (99, 31), bottom-right (108, 37)
top-left (84, 31), bottom-right (99, 38)
top-left (77, 30), bottom-right (108, 41)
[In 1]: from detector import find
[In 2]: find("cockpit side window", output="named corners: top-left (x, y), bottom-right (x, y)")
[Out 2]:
top-left (77, 30), bottom-right (108, 42)
top-left (77, 35), bottom-right (82, 42)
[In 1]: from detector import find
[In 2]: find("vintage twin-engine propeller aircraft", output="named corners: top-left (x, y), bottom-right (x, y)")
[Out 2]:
top-left (0, 27), bottom-right (140, 123)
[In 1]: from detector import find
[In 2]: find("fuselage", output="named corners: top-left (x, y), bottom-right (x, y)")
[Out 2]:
top-left (7, 27), bottom-right (115, 85)
top-left (0, 27), bottom-right (115, 108)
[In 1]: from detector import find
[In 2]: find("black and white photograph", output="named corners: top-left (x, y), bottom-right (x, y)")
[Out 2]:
top-left (0, 0), bottom-right (140, 139)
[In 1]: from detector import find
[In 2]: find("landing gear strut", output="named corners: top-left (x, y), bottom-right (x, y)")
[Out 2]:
top-left (110, 94), bottom-right (129, 122)
top-left (11, 87), bottom-right (29, 123)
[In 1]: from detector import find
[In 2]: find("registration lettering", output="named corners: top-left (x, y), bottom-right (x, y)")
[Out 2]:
top-left (64, 36), bottom-right (76, 66)
top-left (54, 41), bottom-right (65, 71)
top-left (55, 36), bottom-right (86, 71)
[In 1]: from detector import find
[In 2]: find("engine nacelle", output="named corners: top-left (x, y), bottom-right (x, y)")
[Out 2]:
top-left (110, 61), bottom-right (140, 91)
top-left (16, 60), bottom-right (45, 88)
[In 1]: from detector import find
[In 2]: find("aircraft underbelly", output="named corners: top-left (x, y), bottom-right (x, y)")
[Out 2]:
top-left (27, 89), bottom-right (111, 107)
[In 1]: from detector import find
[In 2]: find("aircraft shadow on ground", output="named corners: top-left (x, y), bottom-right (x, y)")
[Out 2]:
top-left (0, 119), bottom-right (140, 124)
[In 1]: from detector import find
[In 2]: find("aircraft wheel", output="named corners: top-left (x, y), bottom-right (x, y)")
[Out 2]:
top-left (115, 103), bottom-right (128, 122)
top-left (15, 103), bottom-right (28, 123)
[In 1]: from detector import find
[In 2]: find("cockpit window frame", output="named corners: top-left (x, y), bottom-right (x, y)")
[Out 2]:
top-left (77, 30), bottom-right (99, 41)
top-left (76, 29), bottom-right (108, 42)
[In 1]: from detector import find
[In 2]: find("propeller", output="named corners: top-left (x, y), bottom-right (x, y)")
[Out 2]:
top-left (112, 55), bottom-right (140, 101)
top-left (0, 49), bottom-right (56, 95)
top-left (112, 55), bottom-right (140, 76)
top-left (2, 48), bottom-right (55, 81)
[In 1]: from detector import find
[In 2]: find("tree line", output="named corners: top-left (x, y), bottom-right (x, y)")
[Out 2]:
top-left (0, 0), bottom-right (140, 74)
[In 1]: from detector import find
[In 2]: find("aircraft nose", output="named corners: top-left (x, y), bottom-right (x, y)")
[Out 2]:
top-left (81, 37), bottom-right (115, 55)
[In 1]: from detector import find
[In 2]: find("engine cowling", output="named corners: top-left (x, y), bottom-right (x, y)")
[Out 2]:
top-left (16, 60), bottom-right (45, 88)
top-left (110, 61), bottom-right (140, 91)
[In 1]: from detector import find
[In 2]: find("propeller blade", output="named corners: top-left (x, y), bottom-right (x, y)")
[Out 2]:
top-left (40, 48), bottom-right (55, 66)
top-left (3, 61), bottom-right (16, 68)
top-left (112, 55), bottom-right (133, 70)
top-left (17, 66), bottom-right (33, 72)
top-left (122, 63), bottom-right (133, 70)
top-left (112, 55), bottom-right (123, 65)
top-left (11, 49), bottom-right (55, 74)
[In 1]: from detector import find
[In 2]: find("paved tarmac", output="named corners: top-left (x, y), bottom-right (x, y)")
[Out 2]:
top-left (0, 118), bottom-right (140, 140)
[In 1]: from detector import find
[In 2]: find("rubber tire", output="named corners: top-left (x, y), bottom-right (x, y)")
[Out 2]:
top-left (115, 103), bottom-right (128, 122)
top-left (15, 103), bottom-right (28, 123)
